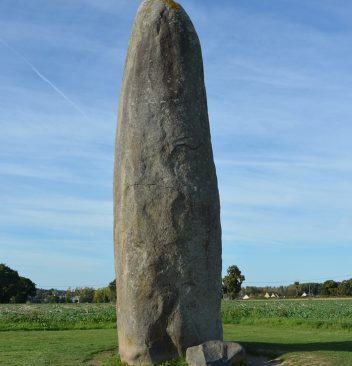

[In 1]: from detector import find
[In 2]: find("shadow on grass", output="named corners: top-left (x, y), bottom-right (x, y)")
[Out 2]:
top-left (238, 341), bottom-right (352, 358)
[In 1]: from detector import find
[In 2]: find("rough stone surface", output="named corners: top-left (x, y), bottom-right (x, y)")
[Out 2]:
top-left (186, 341), bottom-right (245, 366)
top-left (114, 0), bottom-right (222, 364)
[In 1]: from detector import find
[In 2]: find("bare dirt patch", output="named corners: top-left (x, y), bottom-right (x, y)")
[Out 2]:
top-left (279, 353), bottom-right (330, 366)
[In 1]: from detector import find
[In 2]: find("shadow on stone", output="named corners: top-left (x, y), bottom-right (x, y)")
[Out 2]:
top-left (186, 341), bottom-right (246, 366)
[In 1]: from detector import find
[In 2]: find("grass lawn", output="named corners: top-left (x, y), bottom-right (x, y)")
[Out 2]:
top-left (224, 324), bottom-right (352, 366)
top-left (0, 329), bottom-right (117, 366)
top-left (1, 324), bottom-right (351, 366)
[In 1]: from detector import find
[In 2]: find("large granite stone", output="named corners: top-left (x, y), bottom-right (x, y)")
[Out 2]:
top-left (114, 0), bottom-right (222, 364)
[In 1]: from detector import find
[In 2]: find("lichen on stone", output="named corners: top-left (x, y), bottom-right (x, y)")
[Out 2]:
top-left (161, 0), bottom-right (180, 11)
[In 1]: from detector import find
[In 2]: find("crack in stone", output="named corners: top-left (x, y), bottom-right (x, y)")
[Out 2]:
top-left (157, 8), bottom-right (168, 35)
top-left (171, 142), bottom-right (202, 154)
top-left (128, 183), bottom-right (176, 190)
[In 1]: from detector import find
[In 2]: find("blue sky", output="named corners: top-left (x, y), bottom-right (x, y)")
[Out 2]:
top-left (1, 0), bottom-right (352, 289)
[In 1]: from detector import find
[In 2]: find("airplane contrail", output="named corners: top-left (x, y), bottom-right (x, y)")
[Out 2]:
top-left (0, 37), bottom-right (88, 118)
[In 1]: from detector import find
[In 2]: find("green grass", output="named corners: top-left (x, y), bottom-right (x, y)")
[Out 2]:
top-left (0, 329), bottom-right (117, 366)
top-left (0, 325), bottom-right (351, 366)
top-left (0, 329), bottom-right (187, 366)
top-left (224, 324), bottom-right (352, 366)
top-left (1, 301), bottom-right (352, 365)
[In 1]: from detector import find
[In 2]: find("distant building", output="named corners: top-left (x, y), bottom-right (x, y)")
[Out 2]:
top-left (71, 295), bottom-right (80, 303)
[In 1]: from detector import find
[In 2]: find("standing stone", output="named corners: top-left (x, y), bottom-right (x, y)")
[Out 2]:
top-left (114, 0), bottom-right (222, 364)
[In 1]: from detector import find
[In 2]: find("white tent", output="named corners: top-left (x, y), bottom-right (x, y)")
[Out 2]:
top-left (243, 295), bottom-right (250, 300)
top-left (301, 292), bottom-right (307, 297)
top-left (264, 292), bottom-right (270, 298)
top-left (271, 293), bottom-right (276, 298)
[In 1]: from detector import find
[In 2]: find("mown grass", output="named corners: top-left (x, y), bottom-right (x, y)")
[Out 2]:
top-left (224, 324), bottom-right (352, 366)
top-left (1, 325), bottom-right (351, 366)
top-left (0, 329), bottom-right (117, 366)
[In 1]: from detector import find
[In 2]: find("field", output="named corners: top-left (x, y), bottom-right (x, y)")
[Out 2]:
top-left (0, 303), bottom-right (116, 331)
top-left (222, 299), bottom-right (352, 330)
top-left (0, 300), bottom-right (351, 365)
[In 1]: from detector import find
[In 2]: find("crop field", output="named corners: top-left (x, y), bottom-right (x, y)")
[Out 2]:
top-left (0, 303), bottom-right (116, 331)
top-left (0, 300), bottom-right (352, 365)
top-left (222, 299), bottom-right (352, 330)
top-left (1, 299), bottom-right (352, 331)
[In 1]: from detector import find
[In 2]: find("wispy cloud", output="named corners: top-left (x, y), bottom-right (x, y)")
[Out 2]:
top-left (0, 194), bottom-right (112, 232)
top-left (0, 38), bottom-right (88, 118)
top-left (216, 155), bottom-right (352, 173)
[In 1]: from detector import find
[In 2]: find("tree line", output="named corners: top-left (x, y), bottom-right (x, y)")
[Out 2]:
top-left (0, 264), bottom-right (116, 304)
top-left (2, 263), bottom-right (352, 303)
top-left (0, 264), bottom-right (36, 303)
top-left (242, 279), bottom-right (352, 298)
top-left (33, 280), bottom-right (116, 303)
top-left (222, 265), bottom-right (352, 299)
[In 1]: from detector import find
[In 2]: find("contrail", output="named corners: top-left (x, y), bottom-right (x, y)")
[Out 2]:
top-left (0, 38), bottom-right (88, 118)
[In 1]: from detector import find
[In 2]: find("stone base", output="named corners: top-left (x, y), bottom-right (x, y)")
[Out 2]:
top-left (186, 340), bottom-right (246, 366)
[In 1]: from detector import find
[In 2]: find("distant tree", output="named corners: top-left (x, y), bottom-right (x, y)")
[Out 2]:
top-left (300, 283), bottom-right (322, 296)
top-left (321, 280), bottom-right (339, 296)
top-left (283, 282), bottom-right (302, 297)
top-left (294, 281), bottom-right (301, 297)
top-left (237, 279), bottom-right (352, 299)
top-left (93, 287), bottom-right (111, 303)
top-left (108, 279), bottom-right (117, 303)
top-left (0, 264), bottom-right (36, 303)
top-left (0, 264), bottom-right (18, 303)
top-left (78, 287), bottom-right (95, 303)
top-left (276, 286), bottom-right (286, 297)
top-left (65, 288), bottom-right (75, 303)
top-left (223, 265), bottom-right (245, 300)
top-left (245, 286), bottom-right (262, 296)
top-left (284, 284), bottom-right (296, 297)
top-left (14, 277), bottom-right (36, 303)
top-left (92, 279), bottom-right (117, 303)
top-left (35, 289), bottom-right (67, 303)
top-left (338, 279), bottom-right (352, 297)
